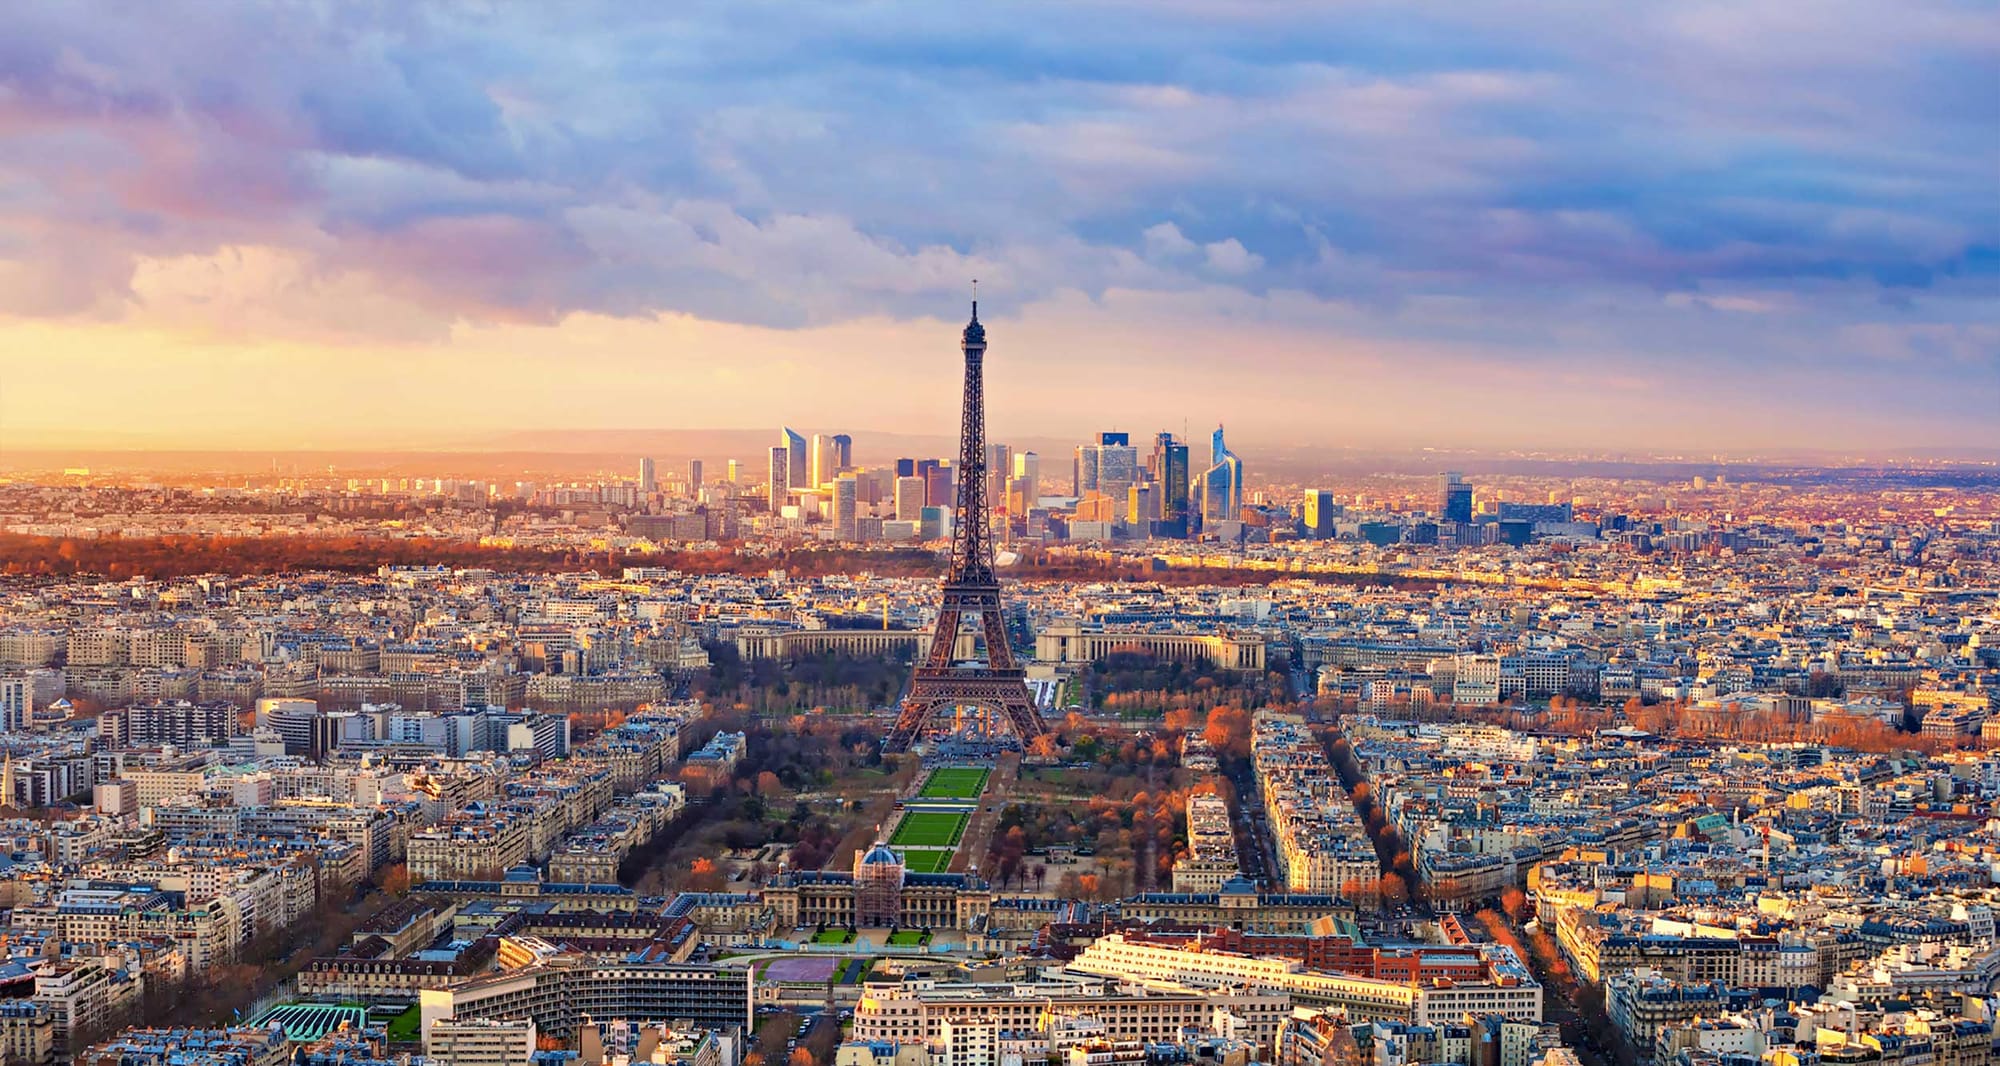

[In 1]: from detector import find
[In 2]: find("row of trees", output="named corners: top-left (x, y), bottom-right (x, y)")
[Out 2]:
top-left (1327, 731), bottom-right (1423, 910)
top-left (4, 531), bottom-right (1456, 591)
top-left (988, 773), bottom-right (1230, 892)
top-left (694, 644), bottom-right (917, 714)
top-left (628, 712), bottom-right (900, 893)
top-left (1467, 694), bottom-right (1966, 756)
top-left (1086, 653), bottom-right (1289, 716)
top-left (0, 532), bottom-right (663, 579)
top-left (1470, 891), bottom-right (1637, 1066)
top-left (1350, 687), bottom-right (1965, 759)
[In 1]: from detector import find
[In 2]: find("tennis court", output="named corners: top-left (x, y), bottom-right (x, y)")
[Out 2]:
top-left (918, 767), bottom-right (989, 800)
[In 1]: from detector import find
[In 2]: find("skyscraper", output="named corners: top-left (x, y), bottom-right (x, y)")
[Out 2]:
top-left (1073, 443), bottom-right (1099, 496)
top-left (1013, 451), bottom-right (1040, 501)
top-left (767, 446), bottom-right (789, 512)
top-left (1440, 472), bottom-right (1474, 525)
top-left (832, 474), bottom-right (859, 541)
top-left (726, 459), bottom-right (741, 484)
top-left (1074, 433), bottom-right (1134, 501)
top-left (1006, 476), bottom-right (1033, 518)
top-left (896, 458), bottom-right (916, 478)
top-left (689, 460), bottom-right (704, 493)
top-left (894, 476), bottom-right (926, 521)
top-left (638, 457), bottom-right (657, 494)
top-left (1197, 424), bottom-right (1243, 526)
top-left (986, 443), bottom-right (1012, 518)
top-left (925, 462), bottom-right (954, 508)
top-left (1304, 489), bottom-right (1338, 538)
top-left (1151, 432), bottom-right (1191, 535)
top-left (1129, 483), bottom-right (1158, 525)
top-left (832, 434), bottom-right (853, 471)
top-left (780, 428), bottom-right (807, 491)
top-left (811, 433), bottom-right (837, 488)
top-left (1095, 434), bottom-right (1139, 511)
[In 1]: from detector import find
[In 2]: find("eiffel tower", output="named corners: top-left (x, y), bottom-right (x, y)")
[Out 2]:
top-left (883, 300), bottom-right (1051, 753)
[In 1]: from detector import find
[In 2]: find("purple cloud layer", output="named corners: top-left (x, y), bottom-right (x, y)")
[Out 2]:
top-left (0, 1), bottom-right (1994, 429)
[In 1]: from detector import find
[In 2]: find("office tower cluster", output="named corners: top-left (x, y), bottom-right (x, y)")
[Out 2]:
top-left (729, 414), bottom-right (1255, 547)
top-left (744, 424), bottom-right (966, 545)
top-left (1061, 425), bottom-right (1244, 541)
top-left (632, 456), bottom-right (719, 502)
top-left (1289, 469), bottom-right (1595, 549)
top-left (613, 320), bottom-right (1262, 549)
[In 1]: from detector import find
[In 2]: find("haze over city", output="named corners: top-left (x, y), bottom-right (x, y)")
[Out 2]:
top-left (2, 3), bottom-right (1996, 456)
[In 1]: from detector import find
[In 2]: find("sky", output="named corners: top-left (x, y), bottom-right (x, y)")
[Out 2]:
top-left (1, 2), bottom-right (1995, 456)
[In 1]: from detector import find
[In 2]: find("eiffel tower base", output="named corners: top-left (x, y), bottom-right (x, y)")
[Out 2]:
top-left (884, 666), bottom-right (1048, 753)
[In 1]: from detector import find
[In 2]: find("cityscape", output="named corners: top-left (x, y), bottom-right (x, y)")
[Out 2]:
top-left (1, 5), bottom-right (1997, 1066)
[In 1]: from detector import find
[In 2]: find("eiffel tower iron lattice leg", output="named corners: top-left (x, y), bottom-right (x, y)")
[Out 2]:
top-left (884, 300), bottom-right (1051, 753)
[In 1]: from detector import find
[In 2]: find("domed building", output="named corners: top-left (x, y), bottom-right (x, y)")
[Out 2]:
top-left (763, 854), bottom-right (992, 932)
top-left (853, 842), bottom-right (906, 927)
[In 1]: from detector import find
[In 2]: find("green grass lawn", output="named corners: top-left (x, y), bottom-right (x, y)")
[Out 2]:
top-left (917, 766), bottom-right (990, 800)
top-left (898, 849), bottom-right (953, 873)
top-left (887, 930), bottom-right (927, 947)
top-left (813, 928), bottom-right (857, 945)
top-left (890, 811), bottom-right (968, 848)
top-left (384, 1005), bottom-right (421, 1042)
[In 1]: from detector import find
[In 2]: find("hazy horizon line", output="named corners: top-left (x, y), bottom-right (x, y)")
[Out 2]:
top-left (4, 426), bottom-right (1997, 468)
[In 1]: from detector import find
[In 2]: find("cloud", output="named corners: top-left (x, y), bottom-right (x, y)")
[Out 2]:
top-left (0, 0), bottom-right (1993, 445)
top-left (1203, 238), bottom-right (1263, 275)
top-left (1143, 222), bottom-right (1198, 259)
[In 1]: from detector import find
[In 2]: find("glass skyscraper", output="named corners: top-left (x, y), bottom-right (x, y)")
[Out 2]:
top-left (780, 427), bottom-right (807, 491)
top-left (1198, 424), bottom-right (1243, 526)
top-left (1152, 431), bottom-right (1190, 533)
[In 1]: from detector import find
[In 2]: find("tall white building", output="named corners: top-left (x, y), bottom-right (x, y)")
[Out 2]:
top-left (638, 457), bottom-right (657, 494)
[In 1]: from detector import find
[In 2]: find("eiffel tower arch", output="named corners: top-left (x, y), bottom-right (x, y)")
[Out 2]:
top-left (883, 301), bottom-right (1051, 753)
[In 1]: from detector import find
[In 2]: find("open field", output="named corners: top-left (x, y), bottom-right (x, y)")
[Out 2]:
top-left (918, 766), bottom-right (989, 800)
top-left (383, 1005), bottom-right (420, 1042)
top-left (898, 849), bottom-right (954, 873)
top-left (890, 810), bottom-right (968, 848)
